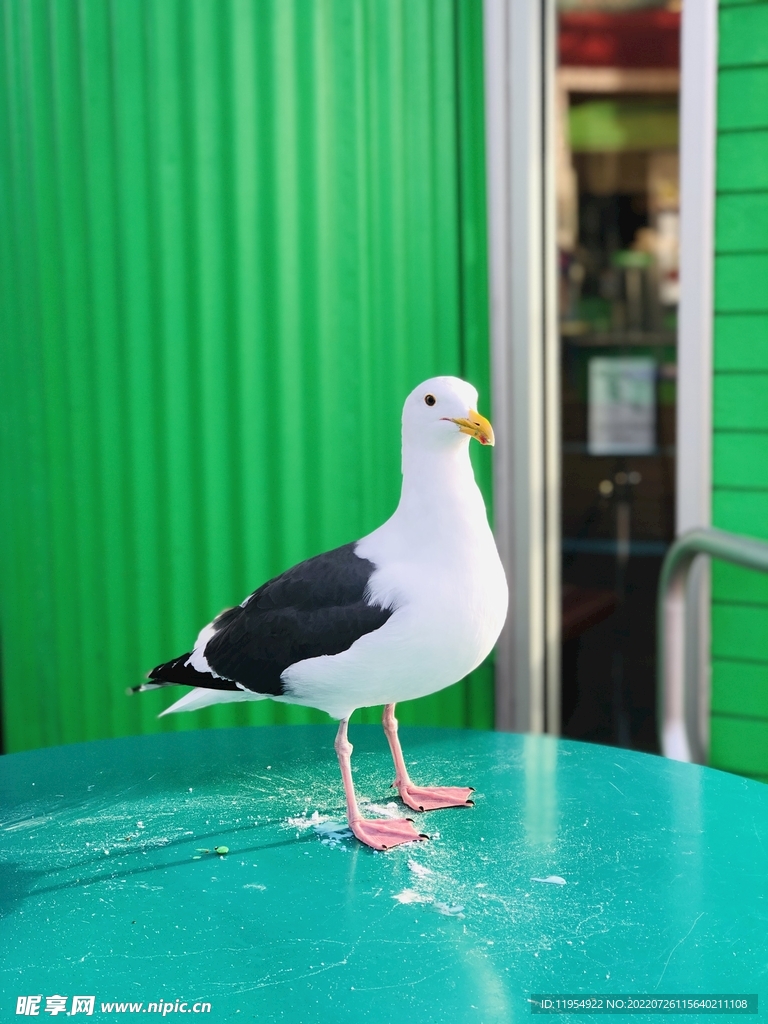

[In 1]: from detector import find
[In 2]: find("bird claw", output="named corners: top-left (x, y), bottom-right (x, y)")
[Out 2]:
top-left (348, 816), bottom-right (429, 851)
top-left (395, 783), bottom-right (475, 812)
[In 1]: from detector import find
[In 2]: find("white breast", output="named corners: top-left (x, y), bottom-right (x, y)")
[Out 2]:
top-left (281, 476), bottom-right (508, 720)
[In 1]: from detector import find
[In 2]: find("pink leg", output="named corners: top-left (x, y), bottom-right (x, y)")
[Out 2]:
top-left (383, 704), bottom-right (474, 812)
top-left (335, 718), bottom-right (428, 850)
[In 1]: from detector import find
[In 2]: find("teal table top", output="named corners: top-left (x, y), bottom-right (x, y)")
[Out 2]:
top-left (1, 726), bottom-right (766, 1022)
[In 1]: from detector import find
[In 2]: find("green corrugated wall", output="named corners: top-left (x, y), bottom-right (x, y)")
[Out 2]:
top-left (0, 0), bottom-right (493, 753)
top-left (711, 0), bottom-right (768, 782)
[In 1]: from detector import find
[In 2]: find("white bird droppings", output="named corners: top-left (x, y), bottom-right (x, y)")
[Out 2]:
top-left (392, 889), bottom-right (432, 905)
top-left (407, 860), bottom-right (433, 878)
top-left (434, 901), bottom-right (465, 917)
top-left (364, 802), bottom-right (405, 820)
top-left (531, 875), bottom-right (566, 885)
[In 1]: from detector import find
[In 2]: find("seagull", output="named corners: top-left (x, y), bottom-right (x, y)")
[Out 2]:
top-left (133, 376), bottom-right (508, 850)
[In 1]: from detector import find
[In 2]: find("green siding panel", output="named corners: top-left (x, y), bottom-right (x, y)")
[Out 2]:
top-left (713, 373), bottom-right (768, 428)
top-left (718, 66), bottom-right (768, 131)
top-left (712, 603), bottom-right (768, 661)
top-left (714, 314), bottom-right (768, 369)
top-left (714, 4), bottom-right (768, 783)
top-left (713, 432), bottom-right (768, 487)
top-left (717, 130), bottom-right (768, 191)
top-left (712, 659), bottom-right (768, 719)
top-left (720, 0), bottom-right (768, 7)
top-left (712, 559), bottom-right (768, 603)
top-left (716, 193), bottom-right (768, 253)
top-left (712, 487), bottom-right (768, 609)
top-left (713, 486), bottom-right (768, 538)
top-left (0, 0), bottom-right (493, 752)
top-left (710, 714), bottom-right (768, 776)
top-left (714, 254), bottom-right (768, 312)
top-left (719, 4), bottom-right (768, 68)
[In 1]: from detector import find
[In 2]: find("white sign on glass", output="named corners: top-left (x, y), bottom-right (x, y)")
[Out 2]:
top-left (588, 357), bottom-right (656, 456)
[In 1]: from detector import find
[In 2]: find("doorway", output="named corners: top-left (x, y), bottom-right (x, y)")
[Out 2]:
top-left (555, 3), bottom-right (681, 751)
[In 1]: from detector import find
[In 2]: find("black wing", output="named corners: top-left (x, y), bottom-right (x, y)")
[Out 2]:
top-left (147, 542), bottom-right (392, 696)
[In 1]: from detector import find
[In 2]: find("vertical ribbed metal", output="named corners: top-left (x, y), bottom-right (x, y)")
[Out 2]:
top-left (0, 0), bottom-right (492, 752)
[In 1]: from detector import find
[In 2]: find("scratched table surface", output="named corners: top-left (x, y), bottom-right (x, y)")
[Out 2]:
top-left (1, 726), bottom-right (766, 1023)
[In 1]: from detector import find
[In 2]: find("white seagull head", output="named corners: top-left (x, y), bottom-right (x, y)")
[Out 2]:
top-left (401, 376), bottom-right (494, 453)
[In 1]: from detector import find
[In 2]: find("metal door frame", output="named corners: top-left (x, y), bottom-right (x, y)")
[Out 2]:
top-left (676, 0), bottom-right (719, 754)
top-left (486, 0), bottom-right (719, 738)
top-left (484, 0), bottom-right (559, 734)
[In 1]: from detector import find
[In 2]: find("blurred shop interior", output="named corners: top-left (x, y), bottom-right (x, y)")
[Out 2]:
top-left (556, 0), bottom-right (682, 752)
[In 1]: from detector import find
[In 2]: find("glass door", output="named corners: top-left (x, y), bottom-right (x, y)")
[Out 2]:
top-left (556, 1), bottom-right (681, 750)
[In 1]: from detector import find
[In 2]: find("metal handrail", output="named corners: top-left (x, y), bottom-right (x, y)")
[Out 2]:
top-left (658, 527), bottom-right (768, 763)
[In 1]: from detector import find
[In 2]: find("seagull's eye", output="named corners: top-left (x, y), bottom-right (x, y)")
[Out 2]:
top-left (424, 394), bottom-right (436, 407)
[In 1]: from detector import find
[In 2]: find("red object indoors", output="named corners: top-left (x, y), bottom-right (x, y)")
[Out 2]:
top-left (559, 10), bottom-right (680, 69)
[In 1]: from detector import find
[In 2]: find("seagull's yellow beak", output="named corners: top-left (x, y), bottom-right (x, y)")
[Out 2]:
top-left (448, 409), bottom-right (495, 446)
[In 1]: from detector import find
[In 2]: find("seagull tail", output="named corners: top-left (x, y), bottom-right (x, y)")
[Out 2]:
top-left (159, 687), bottom-right (261, 716)
top-left (129, 652), bottom-right (260, 716)
top-left (127, 682), bottom-right (168, 695)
